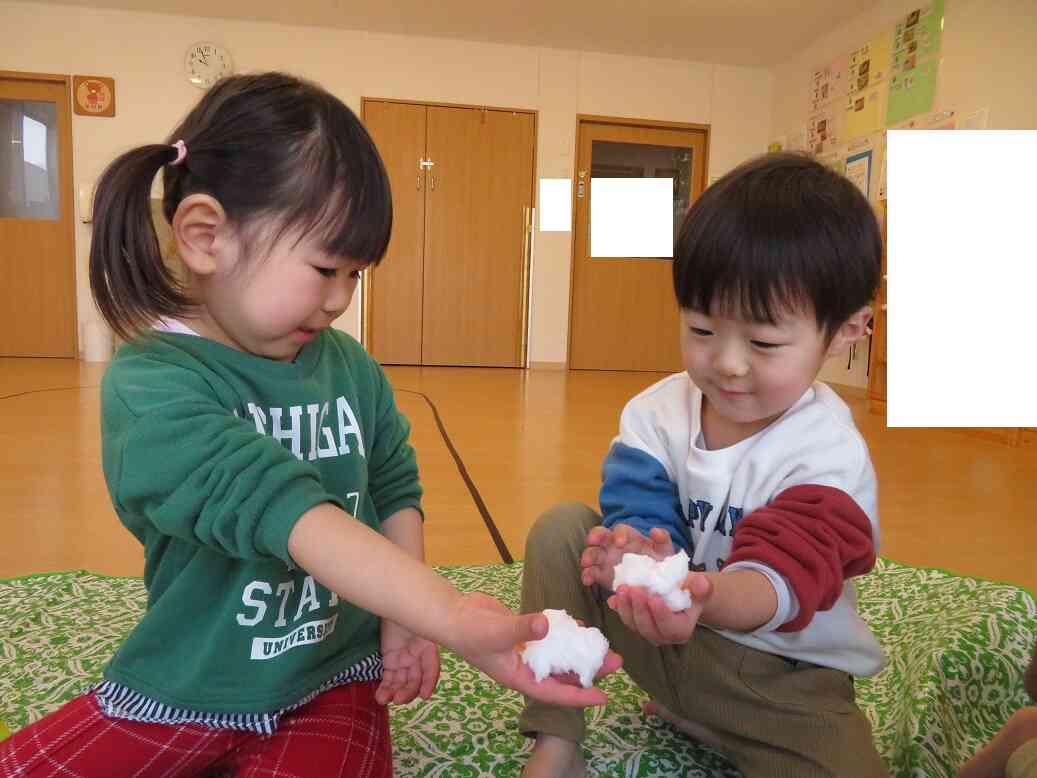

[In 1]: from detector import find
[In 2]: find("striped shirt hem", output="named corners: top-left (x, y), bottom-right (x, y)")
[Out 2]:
top-left (94, 653), bottom-right (383, 736)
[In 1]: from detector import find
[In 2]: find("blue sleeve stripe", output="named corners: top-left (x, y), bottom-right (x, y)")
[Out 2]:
top-left (599, 442), bottom-right (689, 554)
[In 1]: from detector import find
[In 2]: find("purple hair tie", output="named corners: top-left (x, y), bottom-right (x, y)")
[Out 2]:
top-left (170, 139), bottom-right (187, 166)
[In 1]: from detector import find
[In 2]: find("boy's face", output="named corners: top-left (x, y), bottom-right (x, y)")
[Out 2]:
top-left (679, 303), bottom-right (858, 440)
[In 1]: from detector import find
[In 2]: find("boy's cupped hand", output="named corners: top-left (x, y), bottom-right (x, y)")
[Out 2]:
top-left (450, 592), bottom-right (623, 707)
top-left (581, 523), bottom-right (675, 589)
top-left (608, 572), bottom-right (713, 646)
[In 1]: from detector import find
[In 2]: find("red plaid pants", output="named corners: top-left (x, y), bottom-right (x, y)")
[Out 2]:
top-left (0, 681), bottom-right (391, 777)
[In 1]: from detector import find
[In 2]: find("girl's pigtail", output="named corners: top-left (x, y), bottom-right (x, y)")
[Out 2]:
top-left (89, 145), bottom-right (192, 341)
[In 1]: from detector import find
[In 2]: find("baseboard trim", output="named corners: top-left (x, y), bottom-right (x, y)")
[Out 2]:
top-left (528, 361), bottom-right (567, 371)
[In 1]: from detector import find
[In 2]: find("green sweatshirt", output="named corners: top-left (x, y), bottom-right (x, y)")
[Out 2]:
top-left (99, 328), bottom-right (421, 713)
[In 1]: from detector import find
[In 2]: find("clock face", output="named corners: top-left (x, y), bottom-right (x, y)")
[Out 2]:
top-left (185, 42), bottom-right (233, 89)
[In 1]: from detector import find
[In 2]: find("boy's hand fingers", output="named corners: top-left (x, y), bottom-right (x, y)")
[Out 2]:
top-left (610, 586), bottom-right (681, 646)
top-left (627, 588), bottom-right (666, 645)
top-left (614, 524), bottom-right (639, 549)
top-left (608, 587), bottom-right (655, 642)
top-left (586, 526), bottom-right (611, 547)
top-left (580, 546), bottom-right (602, 569)
top-left (682, 572), bottom-right (714, 601)
top-left (648, 528), bottom-right (675, 556)
top-left (613, 526), bottom-right (627, 548)
top-left (606, 592), bottom-right (629, 629)
top-left (648, 595), bottom-right (695, 644)
top-left (580, 547), bottom-right (616, 588)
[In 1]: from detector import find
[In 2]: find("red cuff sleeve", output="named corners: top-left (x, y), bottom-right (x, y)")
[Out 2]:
top-left (727, 484), bottom-right (876, 632)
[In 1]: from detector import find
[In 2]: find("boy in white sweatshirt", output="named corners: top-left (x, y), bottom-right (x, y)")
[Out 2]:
top-left (521, 152), bottom-right (888, 778)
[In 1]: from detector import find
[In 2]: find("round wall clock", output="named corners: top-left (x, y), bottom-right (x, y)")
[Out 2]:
top-left (185, 42), bottom-right (233, 89)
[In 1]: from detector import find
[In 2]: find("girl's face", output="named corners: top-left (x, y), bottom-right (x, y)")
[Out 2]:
top-left (195, 224), bottom-right (366, 362)
top-left (679, 304), bottom-right (847, 446)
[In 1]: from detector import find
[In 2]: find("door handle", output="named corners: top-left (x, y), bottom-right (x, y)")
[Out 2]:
top-left (520, 206), bottom-right (533, 361)
top-left (420, 158), bottom-right (435, 191)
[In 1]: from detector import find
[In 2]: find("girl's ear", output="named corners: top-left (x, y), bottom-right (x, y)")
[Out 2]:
top-left (172, 194), bottom-right (231, 277)
top-left (825, 305), bottom-right (873, 358)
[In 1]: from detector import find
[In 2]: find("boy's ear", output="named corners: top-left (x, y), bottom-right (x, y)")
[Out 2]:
top-left (825, 306), bottom-right (873, 358)
top-left (172, 194), bottom-right (231, 277)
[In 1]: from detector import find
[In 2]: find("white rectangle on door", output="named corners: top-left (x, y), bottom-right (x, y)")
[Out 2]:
top-left (590, 177), bottom-right (673, 258)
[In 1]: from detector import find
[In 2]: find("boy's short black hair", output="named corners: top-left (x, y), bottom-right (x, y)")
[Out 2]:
top-left (672, 152), bottom-right (882, 338)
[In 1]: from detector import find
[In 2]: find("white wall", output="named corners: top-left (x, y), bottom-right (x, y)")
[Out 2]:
top-left (2, 0), bottom-right (772, 363)
top-left (769, 0), bottom-right (1037, 387)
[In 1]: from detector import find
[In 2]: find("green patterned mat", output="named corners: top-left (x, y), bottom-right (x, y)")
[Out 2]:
top-left (1, 559), bottom-right (1034, 777)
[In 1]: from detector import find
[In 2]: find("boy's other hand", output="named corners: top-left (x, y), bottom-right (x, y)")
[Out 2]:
top-left (607, 571), bottom-right (713, 646)
top-left (580, 524), bottom-right (674, 589)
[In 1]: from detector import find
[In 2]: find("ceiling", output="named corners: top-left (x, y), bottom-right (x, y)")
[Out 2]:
top-left (53, 0), bottom-right (879, 67)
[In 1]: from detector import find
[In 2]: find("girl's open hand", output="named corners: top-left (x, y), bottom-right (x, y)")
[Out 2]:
top-left (449, 592), bottom-right (622, 706)
top-left (376, 619), bottom-right (441, 705)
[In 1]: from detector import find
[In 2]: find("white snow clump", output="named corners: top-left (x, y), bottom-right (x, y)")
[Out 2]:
top-left (521, 609), bottom-right (609, 688)
top-left (612, 550), bottom-right (692, 611)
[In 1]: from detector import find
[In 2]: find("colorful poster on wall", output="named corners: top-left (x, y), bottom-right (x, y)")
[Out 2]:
top-left (846, 88), bottom-right (884, 139)
top-left (808, 109), bottom-right (842, 154)
top-left (892, 108), bottom-right (956, 130)
top-left (845, 32), bottom-right (893, 139)
top-left (891, 0), bottom-right (943, 70)
top-left (809, 54), bottom-right (849, 154)
top-left (810, 55), bottom-right (849, 113)
top-left (887, 59), bottom-right (940, 125)
top-left (885, 0), bottom-right (944, 125)
top-left (845, 149), bottom-right (873, 199)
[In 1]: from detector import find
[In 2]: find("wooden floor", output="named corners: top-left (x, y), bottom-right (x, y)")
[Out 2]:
top-left (2, 358), bottom-right (1035, 595)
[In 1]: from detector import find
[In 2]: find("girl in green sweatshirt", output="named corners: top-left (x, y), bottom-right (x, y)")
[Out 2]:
top-left (0, 72), bottom-right (618, 778)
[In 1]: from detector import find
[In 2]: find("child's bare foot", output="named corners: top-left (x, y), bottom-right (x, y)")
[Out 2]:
top-left (522, 733), bottom-right (587, 778)
top-left (643, 700), bottom-right (729, 755)
top-left (957, 707), bottom-right (1037, 778)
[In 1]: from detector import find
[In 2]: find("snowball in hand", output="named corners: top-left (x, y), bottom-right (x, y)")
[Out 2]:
top-left (612, 550), bottom-right (692, 611)
top-left (521, 609), bottom-right (610, 688)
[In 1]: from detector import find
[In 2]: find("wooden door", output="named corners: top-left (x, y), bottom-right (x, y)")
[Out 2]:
top-left (422, 106), bottom-right (534, 367)
top-left (867, 199), bottom-right (887, 414)
top-left (0, 72), bottom-right (77, 357)
top-left (362, 101), bottom-right (426, 365)
top-left (568, 119), bottom-right (707, 371)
